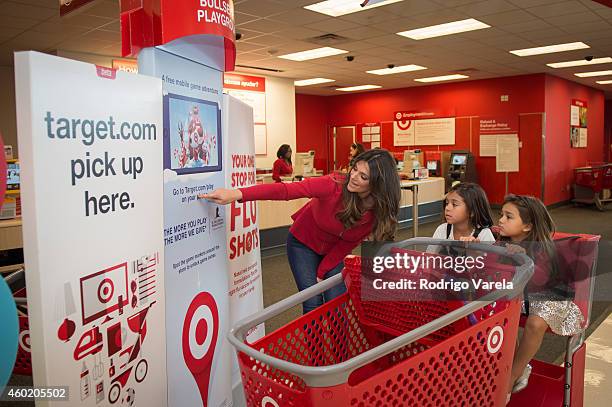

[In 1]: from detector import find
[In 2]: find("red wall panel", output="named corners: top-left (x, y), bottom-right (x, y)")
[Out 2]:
top-left (605, 100), bottom-right (612, 162)
top-left (544, 75), bottom-right (606, 205)
top-left (295, 94), bottom-right (330, 172)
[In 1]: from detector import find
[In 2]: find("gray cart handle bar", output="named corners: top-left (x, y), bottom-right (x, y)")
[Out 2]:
top-left (228, 238), bottom-right (534, 387)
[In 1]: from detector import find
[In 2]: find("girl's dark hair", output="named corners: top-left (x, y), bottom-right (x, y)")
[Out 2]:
top-left (276, 144), bottom-right (292, 164)
top-left (501, 194), bottom-right (558, 282)
top-left (337, 149), bottom-right (401, 241)
top-left (447, 182), bottom-right (493, 230)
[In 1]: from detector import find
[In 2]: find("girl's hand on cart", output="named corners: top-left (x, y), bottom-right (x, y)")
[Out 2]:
top-left (459, 236), bottom-right (480, 245)
top-left (505, 244), bottom-right (526, 255)
top-left (317, 277), bottom-right (323, 283)
top-left (198, 188), bottom-right (242, 204)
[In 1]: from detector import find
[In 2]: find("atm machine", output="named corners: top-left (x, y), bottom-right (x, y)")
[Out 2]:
top-left (445, 150), bottom-right (477, 190)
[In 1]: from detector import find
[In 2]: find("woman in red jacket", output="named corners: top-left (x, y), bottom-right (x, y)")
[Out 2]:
top-left (201, 149), bottom-right (401, 314)
top-left (272, 144), bottom-right (293, 182)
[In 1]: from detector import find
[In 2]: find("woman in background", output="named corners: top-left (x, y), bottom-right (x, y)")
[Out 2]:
top-left (272, 144), bottom-right (293, 182)
top-left (348, 143), bottom-right (365, 169)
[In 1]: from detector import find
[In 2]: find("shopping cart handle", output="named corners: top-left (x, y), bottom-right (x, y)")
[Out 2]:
top-left (228, 238), bottom-right (534, 387)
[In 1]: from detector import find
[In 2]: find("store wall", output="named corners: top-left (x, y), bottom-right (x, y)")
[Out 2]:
top-left (257, 75), bottom-right (296, 169)
top-left (544, 75), bottom-right (605, 205)
top-left (296, 74), bottom-right (547, 204)
top-left (295, 94), bottom-right (329, 172)
top-left (0, 66), bottom-right (17, 156)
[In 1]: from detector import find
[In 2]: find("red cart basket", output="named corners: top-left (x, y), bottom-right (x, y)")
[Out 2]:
top-left (573, 164), bottom-right (612, 210)
top-left (229, 238), bottom-right (534, 407)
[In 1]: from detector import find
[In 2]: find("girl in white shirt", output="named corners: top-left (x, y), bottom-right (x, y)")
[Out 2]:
top-left (431, 182), bottom-right (495, 254)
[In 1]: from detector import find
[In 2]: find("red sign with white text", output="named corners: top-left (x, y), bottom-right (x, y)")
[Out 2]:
top-left (394, 109), bottom-right (455, 121)
top-left (120, 0), bottom-right (236, 70)
top-left (479, 116), bottom-right (518, 134)
top-left (160, 0), bottom-right (235, 45)
top-left (223, 74), bottom-right (265, 92)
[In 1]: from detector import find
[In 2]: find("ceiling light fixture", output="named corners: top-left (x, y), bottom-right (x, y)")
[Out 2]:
top-left (414, 74), bottom-right (469, 83)
top-left (336, 84), bottom-right (382, 91)
top-left (575, 69), bottom-right (612, 77)
top-left (304, 0), bottom-right (404, 17)
top-left (366, 64), bottom-right (427, 75)
top-left (278, 46), bottom-right (348, 61)
top-left (596, 79), bottom-right (612, 84)
top-left (294, 78), bottom-right (336, 86)
top-left (397, 18), bottom-right (490, 40)
top-left (547, 57), bottom-right (612, 68)
top-left (510, 42), bottom-right (589, 57)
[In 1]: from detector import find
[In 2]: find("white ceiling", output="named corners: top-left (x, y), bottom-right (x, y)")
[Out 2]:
top-left (1, 0), bottom-right (611, 97)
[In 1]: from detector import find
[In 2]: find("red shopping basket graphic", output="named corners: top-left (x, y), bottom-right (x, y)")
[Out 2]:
top-left (231, 239), bottom-right (534, 407)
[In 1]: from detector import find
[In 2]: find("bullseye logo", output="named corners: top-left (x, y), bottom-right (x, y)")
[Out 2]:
top-left (182, 292), bottom-right (219, 407)
top-left (395, 112), bottom-right (402, 120)
top-left (396, 120), bottom-right (412, 130)
top-left (19, 330), bottom-right (31, 352)
top-left (487, 326), bottom-right (504, 354)
top-left (97, 278), bottom-right (114, 303)
top-left (262, 396), bottom-right (279, 407)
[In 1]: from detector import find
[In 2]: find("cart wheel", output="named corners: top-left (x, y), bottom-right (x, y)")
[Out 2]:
top-left (108, 383), bottom-right (121, 404)
top-left (134, 359), bottom-right (148, 383)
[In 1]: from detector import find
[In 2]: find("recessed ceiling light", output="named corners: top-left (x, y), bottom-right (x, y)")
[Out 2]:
top-left (414, 74), bottom-right (469, 83)
top-left (294, 78), bottom-right (336, 86)
top-left (366, 64), bottom-right (427, 75)
top-left (596, 80), bottom-right (612, 84)
top-left (278, 47), bottom-right (348, 61)
top-left (510, 42), bottom-right (589, 57)
top-left (397, 19), bottom-right (490, 40)
top-left (575, 70), bottom-right (612, 77)
top-left (336, 85), bottom-right (382, 92)
top-left (304, 0), bottom-right (404, 17)
top-left (547, 57), bottom-right (612, 68)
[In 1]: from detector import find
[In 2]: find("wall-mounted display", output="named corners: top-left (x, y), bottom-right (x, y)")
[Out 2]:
top-left (570, 99), bottom-right (587, 148)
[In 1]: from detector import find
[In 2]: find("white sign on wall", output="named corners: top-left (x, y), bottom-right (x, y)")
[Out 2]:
top-left (16, 51), bottom-right (167, 406)
top-left (414, 117), bottom-right (455, 145)
top-left (393, 120), bottom-right (415, 146)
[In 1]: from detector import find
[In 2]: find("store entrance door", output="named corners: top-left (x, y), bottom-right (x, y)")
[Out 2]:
top-left (334, 126), bottom-right (355, 171)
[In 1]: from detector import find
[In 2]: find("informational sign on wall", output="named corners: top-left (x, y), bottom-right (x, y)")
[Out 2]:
top-left (16, 51), bottom-right (167, 406)
top-left (224, 74), bottom-right (267, 155)
top-left (479, 116), bottom-right (518, 157)
top-left (496, 134), bottom-right (519, 173)
top-left (139, 48), bottom-right (232, 407)
top-left (414, 117), bottom-right (455, 145)
top-left (393, 110), bottom-right (455, 146)
top-left (570, 99), bottom-right (587, 148)
top-left (222, 94), bottom-right (264, 392)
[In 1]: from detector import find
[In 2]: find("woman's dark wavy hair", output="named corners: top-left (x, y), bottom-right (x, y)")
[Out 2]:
top-left (349, 143), bottom-right (366, 167)
top-left (446, 182), bottom-right (494, 230)
top-left (337, 149), bottom-right (400, 241)
top-left (276, 144), bottom-right (292, 164)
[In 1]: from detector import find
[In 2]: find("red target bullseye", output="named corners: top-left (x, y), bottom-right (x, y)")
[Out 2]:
top-left (396, 119), bottom-right (412, 130)
top-left (487, 326), bottom-right (504, 354)
top-left (97, 278), bottom-right (115, 304)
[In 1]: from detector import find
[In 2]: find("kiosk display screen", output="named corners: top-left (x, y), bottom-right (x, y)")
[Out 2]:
top-left (163, 93), bottom-right (222, 174)
top-left (7, 162), bottom-right (19, 190)
top-left (451, 154), bottom-right (467, 165)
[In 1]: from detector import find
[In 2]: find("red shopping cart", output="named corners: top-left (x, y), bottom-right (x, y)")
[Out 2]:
top-left (573, 164), bottom-right (612, 210)
top-left (229, 238), bottom-right (534, 407)
top-left (507, 232), bottom-right (600, 407)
